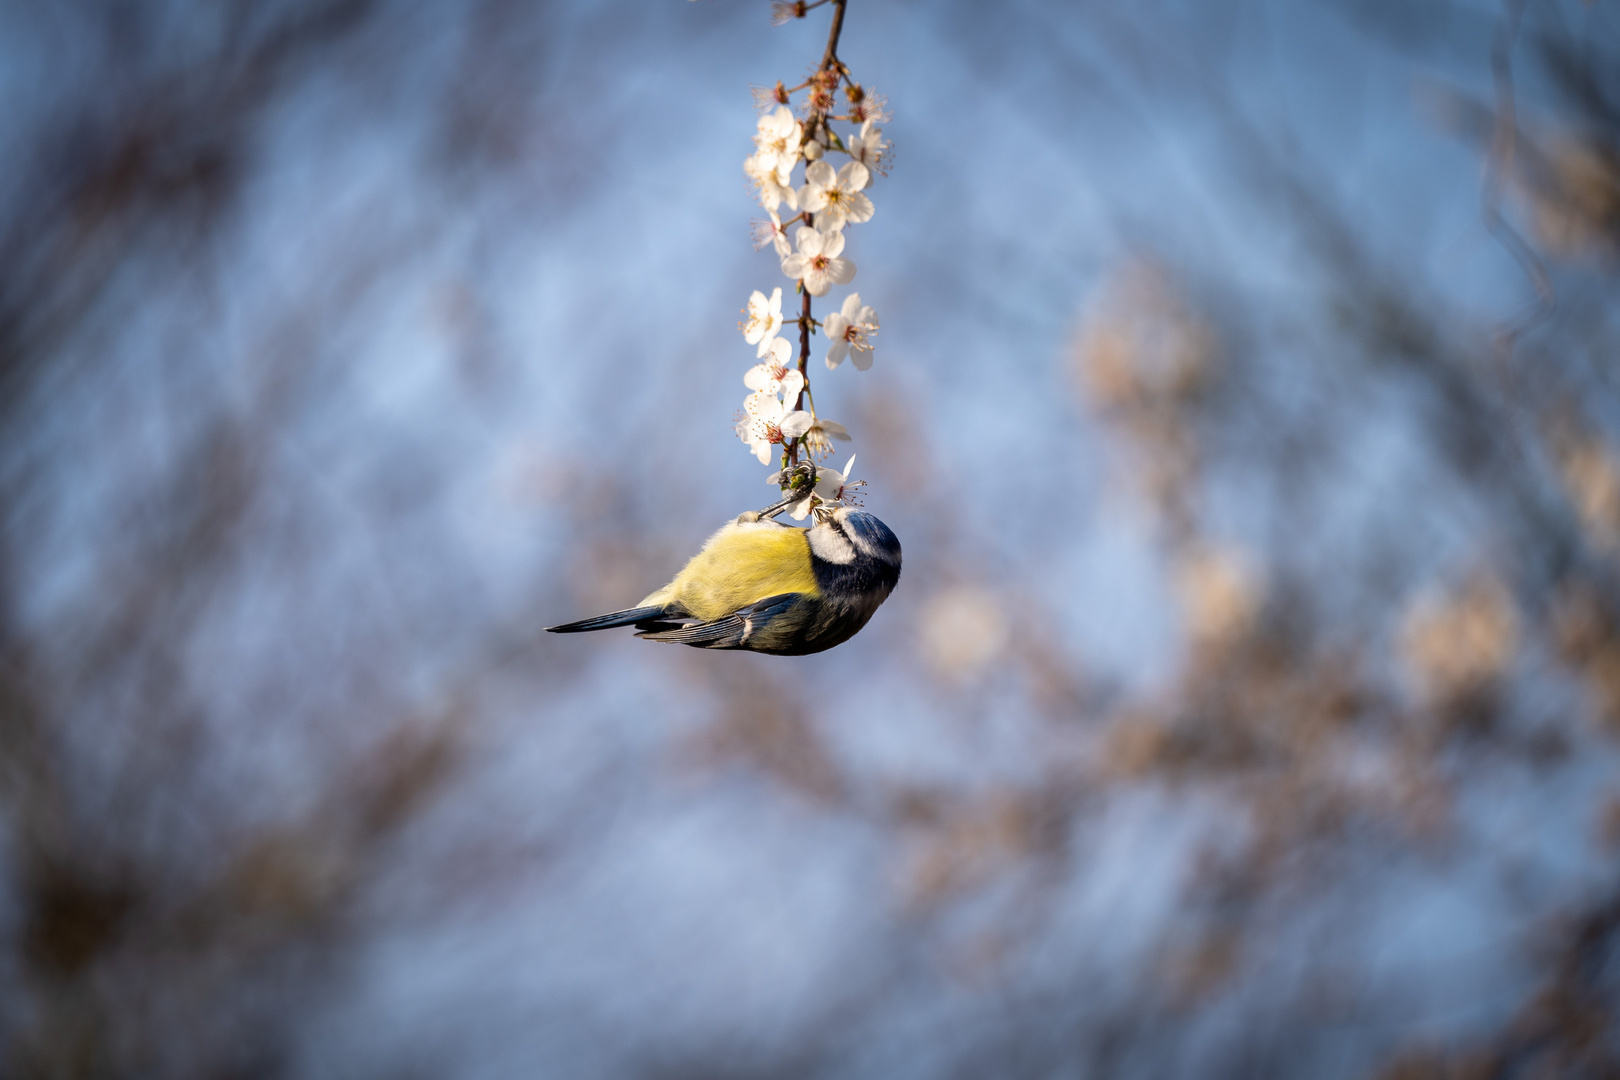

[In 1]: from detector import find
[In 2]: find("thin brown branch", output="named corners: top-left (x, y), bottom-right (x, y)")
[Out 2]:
top-left (1484, 0), bottom-right (1556, 353)
top-left (820, 0), bottom-right (847, 71)
top-left (790, 288), bottom-right (813, 466)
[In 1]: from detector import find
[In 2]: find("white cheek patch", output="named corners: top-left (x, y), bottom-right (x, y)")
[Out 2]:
top-left (807, 525), bottom-right (857, 564)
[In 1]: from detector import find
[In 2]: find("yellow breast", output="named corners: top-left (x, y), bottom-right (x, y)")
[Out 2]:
top-left (640, 521), bottom-right (818, 621)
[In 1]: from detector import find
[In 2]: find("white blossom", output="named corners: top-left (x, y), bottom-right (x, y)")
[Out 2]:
top-left (801, 415), bottom-right (851, 458)
top-left (846, 121), bottom-right (889, 174)
top-left (845, 92), bottom-right (890, 127)
top-left (742, 287), bottom-right (785, 357)
top-left (780, 224), bottom-right (854, 297)
top-left (753, 106), bottom-right (803, 177)
top-left (744, 341), bottom-right (800, 397)
top-left (751, 209), bottom-right (793, 257)
top-left (745, 153), bottom-right (798, 214)
top-left (798, 159), bottom-right (874, 231)
top-left (739, 390), bottom-right (813, 464)
top-left (814, 453), bottom-right (862, 507)
top-left (823, 292), bottom-right (878, 370)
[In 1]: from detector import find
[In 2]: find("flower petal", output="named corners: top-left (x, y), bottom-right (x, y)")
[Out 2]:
top-left (841, 293), bottom-right (862, 320)
top-left (837, 161), bottom-right (871, 191)
top-left (851, 347), bottom-right (874, 371)
top-left (825, 257), bottom-right (855, 285)
top-left (779, 369), bottom-right (804, 399)
top-left (805, 159), bottom-right (835, 188)
top-left (746, 391), bottom-right (784, 421)
top-left (841, 191), bottom-right (874, 224)
top-left (768, 336), bottom-right (793, 365)
top-left (780, 411), bottom-right (814, 438)
top-left (819, 228), bottom-right (845, 258)
top-left (826, 340), bottom-right (849, 368)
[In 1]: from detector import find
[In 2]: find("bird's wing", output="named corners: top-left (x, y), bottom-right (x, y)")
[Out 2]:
top-left (635, 593), bottom-right (802, 649)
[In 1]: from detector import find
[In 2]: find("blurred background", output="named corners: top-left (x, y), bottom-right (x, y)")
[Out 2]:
top-left (2, 0), bottom-right (1619, 1076)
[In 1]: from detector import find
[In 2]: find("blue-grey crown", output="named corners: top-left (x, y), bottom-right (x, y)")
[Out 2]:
top-left (840, 510), bottom-right (902, 566)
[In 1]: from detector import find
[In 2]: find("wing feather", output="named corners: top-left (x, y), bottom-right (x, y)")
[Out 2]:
top-left (637, 593), bottom-right (801, 649)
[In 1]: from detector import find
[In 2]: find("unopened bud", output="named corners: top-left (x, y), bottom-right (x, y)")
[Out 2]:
top-left (803, 139), bottom-right (824, 161)
top-left (845, 83), bottom-right (865, 104)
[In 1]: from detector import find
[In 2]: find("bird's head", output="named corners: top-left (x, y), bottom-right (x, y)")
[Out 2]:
top-left (807, 506), bottom-right (901, 569)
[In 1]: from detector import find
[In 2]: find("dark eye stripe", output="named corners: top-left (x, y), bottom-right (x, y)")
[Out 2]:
top-left (830, 518), bottom-right (875, 557)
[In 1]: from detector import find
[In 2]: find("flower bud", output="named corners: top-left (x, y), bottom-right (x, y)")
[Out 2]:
top-left (803, 139), bottom-right (824, 161)
top-left (845, 83), bottom-right (865, 104)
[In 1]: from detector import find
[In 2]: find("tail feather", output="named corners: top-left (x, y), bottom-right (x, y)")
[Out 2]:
top-left (546, 605), bottom-right (667, 633)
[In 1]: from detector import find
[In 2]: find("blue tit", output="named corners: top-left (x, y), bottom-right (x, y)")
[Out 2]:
top-left (547, 506), bottom-right (901, 655)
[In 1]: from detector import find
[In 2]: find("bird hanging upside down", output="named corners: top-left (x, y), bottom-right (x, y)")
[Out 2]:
top-left (547, 498), bottom-right (901, 656)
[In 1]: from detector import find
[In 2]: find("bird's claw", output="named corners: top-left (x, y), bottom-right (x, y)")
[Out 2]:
top-left (743, 461), bottom-right (820, 522)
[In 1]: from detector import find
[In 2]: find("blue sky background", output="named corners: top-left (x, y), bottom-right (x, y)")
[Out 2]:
top-left (2, 1), bottom-right (1618, 1077)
